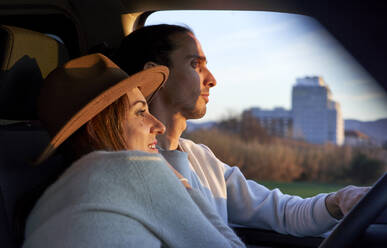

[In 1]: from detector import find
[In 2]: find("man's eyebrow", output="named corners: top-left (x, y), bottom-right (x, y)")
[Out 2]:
top-left (186, 55), bottom-right (207, 62)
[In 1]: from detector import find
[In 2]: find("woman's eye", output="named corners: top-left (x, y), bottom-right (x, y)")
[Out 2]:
top-left (136, 109), bottom-right (146, 117)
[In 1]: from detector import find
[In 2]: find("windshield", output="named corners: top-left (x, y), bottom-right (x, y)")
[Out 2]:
top-left (146, 10), bottom-right (387, 195)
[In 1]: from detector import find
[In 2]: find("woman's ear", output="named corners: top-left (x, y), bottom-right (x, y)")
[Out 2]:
top-left (143, 61), bottom-right (159, 70)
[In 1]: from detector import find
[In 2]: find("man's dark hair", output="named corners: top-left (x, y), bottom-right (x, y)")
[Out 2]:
top-left (113, 24), bottom-right (192, 75)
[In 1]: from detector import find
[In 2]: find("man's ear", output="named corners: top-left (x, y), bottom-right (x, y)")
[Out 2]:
top-left (144, 61), bottom-right (159, 70)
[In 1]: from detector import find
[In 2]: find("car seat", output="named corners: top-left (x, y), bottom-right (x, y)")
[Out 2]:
top-left (0, 25), bottom-right (69, 247)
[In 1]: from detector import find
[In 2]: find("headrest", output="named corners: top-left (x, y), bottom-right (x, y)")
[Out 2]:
top-left (0, 25), bottom-right (69, 120)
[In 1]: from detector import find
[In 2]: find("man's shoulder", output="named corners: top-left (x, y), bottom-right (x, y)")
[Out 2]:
top-left (179, 137), bottom-right (212, 153)
top-left (178, 138), bottom-right (229, 193)
top-left (179, 137), bottom-right (195, 143)
top-left (179, 137), bottom-right (196, 146)
top-left (179, 138), bottom-right (225, 166)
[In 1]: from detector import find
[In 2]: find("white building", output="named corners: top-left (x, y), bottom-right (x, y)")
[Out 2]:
top-left (292, 76), bottom-right (344, 145)
top-left (244, 107), bottom-right (293, 138)
top-left (344, 130), bottom-right (372, 147)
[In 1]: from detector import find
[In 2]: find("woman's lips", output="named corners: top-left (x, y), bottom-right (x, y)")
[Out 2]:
top-left (148, 141), bottom-right (158, 152)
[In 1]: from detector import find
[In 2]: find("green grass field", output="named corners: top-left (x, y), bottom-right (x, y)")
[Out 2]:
top-left (260, 181), bottom-right (345, 198)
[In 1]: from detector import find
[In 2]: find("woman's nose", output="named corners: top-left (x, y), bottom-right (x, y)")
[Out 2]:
top-left (149, 114), bottom-right (166, 134)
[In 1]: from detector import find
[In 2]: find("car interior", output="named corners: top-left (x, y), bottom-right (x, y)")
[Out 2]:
top-left (0, 0), bottom-right (386, 247)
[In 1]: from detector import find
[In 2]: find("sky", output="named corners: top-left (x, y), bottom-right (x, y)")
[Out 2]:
top-left (146, 10), bottom-right (387, 123)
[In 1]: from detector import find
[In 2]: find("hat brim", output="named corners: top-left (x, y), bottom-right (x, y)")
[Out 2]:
top-left (36, 65), bottom-right (168, 164)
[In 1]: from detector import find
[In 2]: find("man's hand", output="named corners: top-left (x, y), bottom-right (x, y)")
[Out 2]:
top-left (325, 185), bottom-right (371, 219)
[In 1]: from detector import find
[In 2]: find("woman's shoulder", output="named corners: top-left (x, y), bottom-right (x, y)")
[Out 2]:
top-left (27, 150), bottom-right (182, 228)
top-left (73, 150), bottom-right (164, 169)
top-left (37, 150), bottom-right (173, 208)
top-left (25, 150), bottom-right (185, 244)
top-left (59, 151), bottom-right (164, 181)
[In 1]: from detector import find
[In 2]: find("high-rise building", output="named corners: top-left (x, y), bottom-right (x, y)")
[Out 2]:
top-left (292, 76), bottom-right (344, 145)
top-left (243, 107), bottom-right (292, 138)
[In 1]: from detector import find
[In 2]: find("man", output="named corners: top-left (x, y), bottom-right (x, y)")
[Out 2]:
top-left (114, 24), bottom-right (369, 236)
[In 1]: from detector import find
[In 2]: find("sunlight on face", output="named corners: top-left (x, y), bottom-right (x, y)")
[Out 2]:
top-left (161, 32), bottom-right (216, 119)
top-left (124, 88), bottom-right (165, 152)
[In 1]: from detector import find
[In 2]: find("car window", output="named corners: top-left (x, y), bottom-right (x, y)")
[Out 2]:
top-left (146, 11), bottom-right (387, 196)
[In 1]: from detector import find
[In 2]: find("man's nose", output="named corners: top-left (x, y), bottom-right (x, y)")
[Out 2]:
top-left (203, 68), bottom-right (217, 88)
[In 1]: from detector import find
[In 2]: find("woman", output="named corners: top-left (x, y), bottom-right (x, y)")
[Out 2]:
top-left (23, 54), bottom-right (245, 247)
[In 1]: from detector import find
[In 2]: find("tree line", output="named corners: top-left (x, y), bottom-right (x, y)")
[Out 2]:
top-left (183, 114), bottom-right (387, 185)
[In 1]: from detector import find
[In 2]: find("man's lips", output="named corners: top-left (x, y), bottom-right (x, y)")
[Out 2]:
top-left (201, 93), bottom-right (209, 103)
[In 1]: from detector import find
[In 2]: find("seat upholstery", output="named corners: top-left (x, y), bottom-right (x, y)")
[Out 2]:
top-left (0, 25), bottom-right (69, 120)
top-left (0, 25), bottom-right (69, 247)
top-left (0, 123), bottom-right (67, 247)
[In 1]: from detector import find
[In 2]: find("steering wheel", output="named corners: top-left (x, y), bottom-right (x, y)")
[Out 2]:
top-left (319, 173), bottom-right (387, 247)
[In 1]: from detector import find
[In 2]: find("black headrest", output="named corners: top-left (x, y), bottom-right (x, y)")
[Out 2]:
top-left (0, 25), bottom-right (69, 120)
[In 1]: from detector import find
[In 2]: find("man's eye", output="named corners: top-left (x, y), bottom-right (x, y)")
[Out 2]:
top-left (191, 60), bottom-right (199, 68)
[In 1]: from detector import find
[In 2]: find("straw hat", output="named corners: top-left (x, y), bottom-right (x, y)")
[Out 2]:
top-left (36, 53), bottom-right (168, 164)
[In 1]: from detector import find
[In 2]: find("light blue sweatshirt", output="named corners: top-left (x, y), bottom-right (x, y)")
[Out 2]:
top-left (23, 150), bottom-right (245, 248)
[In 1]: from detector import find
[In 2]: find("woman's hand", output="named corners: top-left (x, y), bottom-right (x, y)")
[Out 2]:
top-left (325, 185), bottom-right (370, 219)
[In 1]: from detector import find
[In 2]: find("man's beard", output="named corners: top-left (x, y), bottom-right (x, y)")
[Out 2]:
top-left (182, 103), bottom-right (207, 120)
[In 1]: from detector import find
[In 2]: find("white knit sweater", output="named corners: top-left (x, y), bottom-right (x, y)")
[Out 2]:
top-left (159, 138), bottom-right (338, 237)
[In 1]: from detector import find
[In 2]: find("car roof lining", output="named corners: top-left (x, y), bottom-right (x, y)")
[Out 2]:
top-left (0, 0), bottom-right (386, 90)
